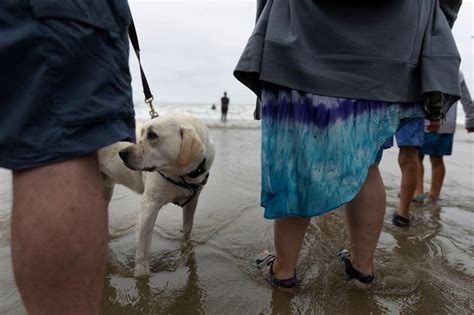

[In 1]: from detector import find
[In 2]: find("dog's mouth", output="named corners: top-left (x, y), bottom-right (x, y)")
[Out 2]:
top-left (124, 164), bottom-right (157, 172)
top-left (121, 160), bottom-right (157, 172)
top-left (121, 160), bottom-right (136, 171)
top-left (142, 166), bottom-right (157, 172)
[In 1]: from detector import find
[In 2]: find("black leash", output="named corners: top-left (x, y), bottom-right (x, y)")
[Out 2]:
top-left (128, 19), bottom-right (159, 119)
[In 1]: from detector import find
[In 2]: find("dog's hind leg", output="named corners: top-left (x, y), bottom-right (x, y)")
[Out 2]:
top-left (182, 192), bottom-right (200, 238)
top-left (102, 174), bottom-right (119, 239)
top-left (134, 199), bottom-right (163, 277)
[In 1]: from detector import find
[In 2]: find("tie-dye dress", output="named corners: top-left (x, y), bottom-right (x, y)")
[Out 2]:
top-left (260, 84), bottom-right (424, 219)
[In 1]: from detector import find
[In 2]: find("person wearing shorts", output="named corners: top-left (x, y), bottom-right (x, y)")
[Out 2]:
top-left (415, 72), bottom-right (474, 203)
top-left (0, 0), bottom-right (135, 313)
top-left (379, 118), bottom-right (425, 227)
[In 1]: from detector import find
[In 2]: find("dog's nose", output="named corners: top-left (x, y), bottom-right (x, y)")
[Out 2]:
top-left (119, 149), bottom-right (129, 161)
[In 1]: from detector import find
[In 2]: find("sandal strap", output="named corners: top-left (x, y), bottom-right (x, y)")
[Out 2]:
top-left (270, 274), bottom-right (298, 288)
top-left (257, 252), bottom-right (298, 288)
top-left (392, 214), bottom-right (410, 227)
top-left (269, 260), bottom-right (298, 288)
top-left (394, 214), bottom-right (410, 223)
top-left (338, 249), bottom-right (374, 284)
top-left (256, 253), bottom-right (276, 267)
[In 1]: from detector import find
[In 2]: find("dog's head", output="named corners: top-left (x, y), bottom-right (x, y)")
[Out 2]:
top-left (119, 115), bottom-right (206, 175)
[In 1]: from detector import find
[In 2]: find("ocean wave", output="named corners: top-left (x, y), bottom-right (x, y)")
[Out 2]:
top-left (135, 102), bottom-right (261, 128)
top-left (203, 120), bottom-right (261, 129)
top-left (135, 102), bottom-right (256, 121)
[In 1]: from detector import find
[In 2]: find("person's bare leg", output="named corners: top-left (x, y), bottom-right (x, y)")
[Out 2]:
top-left (428, 155), bottom-right (445, 200)
top-left (396, 146), bottom-right (420, 218)
top-left (272, 217), bottom-right (311, 280)
top-left (11, 154), bottom-right (108, 315)
top-left (345, 164), bottom-right (385, 286)
top-left (415, 154), bottom-right (425, 196)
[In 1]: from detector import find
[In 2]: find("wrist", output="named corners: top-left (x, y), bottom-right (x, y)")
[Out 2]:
top-left (424, 92), bottom-right (443, 121)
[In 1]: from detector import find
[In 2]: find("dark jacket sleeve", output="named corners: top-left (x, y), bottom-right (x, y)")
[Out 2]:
top-left (421, 0), bottom-right (461, 120)
top-left (256, 0), bottom-right (267, 21)
top-left (459, 73), bottom-right (474, 129)
top-left (439, 0), bottom-right (463, 28)
top-left (251, 0), bottom-right (267, 120)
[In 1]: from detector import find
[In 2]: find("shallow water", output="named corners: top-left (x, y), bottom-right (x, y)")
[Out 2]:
top-left (0, 127), bottom-right (473, 314)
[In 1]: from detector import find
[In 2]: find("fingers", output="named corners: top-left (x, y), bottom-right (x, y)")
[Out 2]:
top-left (427, 120), bottom-right (441, 133)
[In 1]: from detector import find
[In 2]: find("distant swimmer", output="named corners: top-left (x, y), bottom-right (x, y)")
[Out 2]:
top-left (211, 104), bottom-right (216, 110)
top-left (221, 92), bottom-right (230, 123)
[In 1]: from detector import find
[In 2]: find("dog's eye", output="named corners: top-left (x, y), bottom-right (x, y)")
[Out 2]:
top-left (147, 131), bottom-right (159, 140)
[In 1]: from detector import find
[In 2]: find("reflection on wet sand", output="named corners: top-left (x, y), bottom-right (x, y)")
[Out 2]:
top-left (102, 240), bottom-right (204, 314)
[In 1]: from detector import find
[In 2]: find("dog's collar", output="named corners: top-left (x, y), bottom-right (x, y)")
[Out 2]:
top-left (185, 158), bottom-right (207, 178)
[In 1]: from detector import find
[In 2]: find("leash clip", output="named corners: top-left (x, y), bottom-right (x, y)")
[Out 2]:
top-left (146, 97), bottom-right (159, 119)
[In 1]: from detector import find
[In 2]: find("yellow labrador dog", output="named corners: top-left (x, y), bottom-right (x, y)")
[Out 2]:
top-left (98, 114), bottom-right (215, 277)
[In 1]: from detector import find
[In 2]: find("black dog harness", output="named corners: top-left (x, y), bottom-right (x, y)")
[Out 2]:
top-left (157, 159), bottom-right (209, 207)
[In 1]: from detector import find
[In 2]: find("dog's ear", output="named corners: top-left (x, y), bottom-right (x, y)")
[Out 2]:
top-left (179, 127), bottom-right (205, 167)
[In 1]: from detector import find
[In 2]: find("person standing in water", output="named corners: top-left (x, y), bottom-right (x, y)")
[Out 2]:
top-left (0, 0), bottom-right (135, 313)
top-left (234, 0), bottom-right (461, 289)
top-left (221, 91), bottom-right (230, 123)
top-left (414, 72), bottom-right (474, 204)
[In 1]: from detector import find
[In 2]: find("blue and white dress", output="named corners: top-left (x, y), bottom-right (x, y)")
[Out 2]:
top-left (260, 84), bottom-right (424, 219)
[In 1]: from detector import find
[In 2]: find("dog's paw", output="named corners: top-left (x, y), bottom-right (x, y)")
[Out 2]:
top-left (181, 228), bottom-right (192, 239)
top-left (134, 263), bottom-right (150, 278)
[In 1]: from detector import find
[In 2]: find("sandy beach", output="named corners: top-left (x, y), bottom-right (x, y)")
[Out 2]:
top-left (0, 125), bottom-right (473, 314)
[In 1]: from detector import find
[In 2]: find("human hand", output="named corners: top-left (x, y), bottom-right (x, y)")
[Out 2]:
top-left (427, 120), bottom-right (441, 133)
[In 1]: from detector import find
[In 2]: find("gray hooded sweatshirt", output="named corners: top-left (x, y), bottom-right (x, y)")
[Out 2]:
top-left (234, 0), bottom-right (462, 119)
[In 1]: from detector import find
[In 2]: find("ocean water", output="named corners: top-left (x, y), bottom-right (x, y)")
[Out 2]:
top-left (134, 101), bottom-right (261, 128)
top-left (134, 101), bottom-right (254, 121)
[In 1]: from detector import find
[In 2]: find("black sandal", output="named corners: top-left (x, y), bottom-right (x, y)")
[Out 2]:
top-left (256, 251), bottom-right (298, 289)
top-left (337, 249), bottom-right (375, 285)
top-left (392, 213), bottom-right (410, 227)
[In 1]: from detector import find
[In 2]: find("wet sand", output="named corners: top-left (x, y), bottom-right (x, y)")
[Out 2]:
top-left (0, 126), bottom-right (473, 314)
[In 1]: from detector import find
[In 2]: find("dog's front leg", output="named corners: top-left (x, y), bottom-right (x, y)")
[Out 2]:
top-left (182, 192), bottom-right (200, 238)
top-left (134, 198), bottom-right (163, 277)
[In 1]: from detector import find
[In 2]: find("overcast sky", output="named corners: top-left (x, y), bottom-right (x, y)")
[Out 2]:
top-left (128, 0), bottom-right (474, 105)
